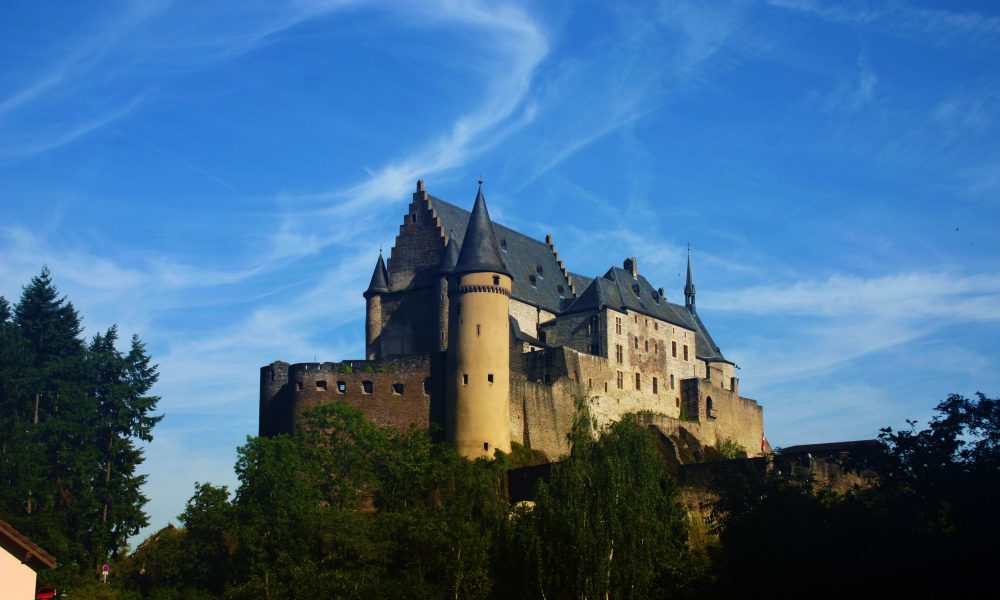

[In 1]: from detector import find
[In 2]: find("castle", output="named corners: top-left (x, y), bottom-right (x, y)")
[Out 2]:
top-left (260, 181), bottom-right (765, 460)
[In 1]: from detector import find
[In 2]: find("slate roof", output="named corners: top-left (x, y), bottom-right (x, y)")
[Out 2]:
top-left (566, 267), bottom-right (727, 362)
top-left (364, 253), bottom-right (389, 297)
top-left (428, 195), bottom-right (575, 313)
top-left (425, 193), bottom-right (727, 362)
top-left (453, 184), bottom-right (511, 278)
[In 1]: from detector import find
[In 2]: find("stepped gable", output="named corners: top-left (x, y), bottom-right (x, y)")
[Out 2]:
top-left (427, 195), bottom-right (574, 313)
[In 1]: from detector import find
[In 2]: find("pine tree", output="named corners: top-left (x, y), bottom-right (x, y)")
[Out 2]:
top-left (88, 328), bottom-right (162, 564)
top-left (0, 268), bottom-right (162, 572)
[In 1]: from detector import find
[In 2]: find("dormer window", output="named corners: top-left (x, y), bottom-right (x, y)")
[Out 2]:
top-left (557, 284), bottom-right (564, 297)
top-left (500, 238), bottom-right (508, 251)
top-left (631, 283), bottom-right (640, 296)
top-left (536, 265), bottom-right (544, 277)
top-left (529, 274), bottom-right (537, 286)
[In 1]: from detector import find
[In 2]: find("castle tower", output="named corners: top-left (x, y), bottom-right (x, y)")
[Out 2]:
top-left (684, 248), bottom-right (696, 315)
top-left (364, 252), bottom-right (389, 360)
top-left (446, 183), bottom-right (512, 459)
top-left (437, 233), bottom-right (460, 352)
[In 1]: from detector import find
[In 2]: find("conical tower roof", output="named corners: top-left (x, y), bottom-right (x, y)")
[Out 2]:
top-left (684, 248), bottom-right (696, 314)
top-left (453, 183), bottom-right (511, 277)
top-left (437, 233), bottom-right (461, 273)
top-left (364, 252), bottom-right (389, 297)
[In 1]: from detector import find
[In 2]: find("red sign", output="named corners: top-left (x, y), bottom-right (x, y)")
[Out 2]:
top-left (102, 564), bottom-right (109, 572)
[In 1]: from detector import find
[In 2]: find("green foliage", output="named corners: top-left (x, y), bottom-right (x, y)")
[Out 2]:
top-left (710, 392), bottom-right (999, 595)
top-left (339, 363), bottom-right (353, 374)
top-left (0, 268), bottom-right (161, 574)
top-left (496, 398), bottom-right (695, 599)
top-left (713, 438), bottom-right (747, 460)
top-left (506, 441), bottom-right (549, 468)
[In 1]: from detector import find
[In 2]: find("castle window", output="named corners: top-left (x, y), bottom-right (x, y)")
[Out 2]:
top-left (634, 337), bottom-right (639, 350)
top-left (615, 344), bottom-right (623, 364)
top-left (683, 345), bottom-right (689, 361)
top-left (653, 377), bottom-right (658, 394)
top-left (493, 275), bottom-right (500, 286)
top-left (488, 373), bottom-right (494, 384)
top-left (557, 284), bottom-right (564, 297)
top-left (529, 275), bottom-right (537, 286)
top-left (676, 397), bottom-right (680, 408)
top-left (635, 373), bottom-right (641, 390)
top-left (617, 371), bottom-right (624, 389)
top-left (484, 442), bottom-right (489, 451)
top-left (672, 341), bottom-right (677, 358)
top-left (316, 380), bottom-right (327, 391)
top-left (337, 381), bottom-right (347, 394)
top-left (654, 342), bottom-right (659, 355)
top-left (423, 378), bottom-right (431, 395)
top-left (476, 324), bottom-right (481, 336)
top-left (654, 322), bottom-right (659, 331)
top-left (616, 317), bottom-right (622, 335)
top-left (644, 339), bottom-right (649, 352)
top-left (588, 378), bottom-right (592, 389)
top-left (362, 380), bottom-right (373, 394)
top-left (670, 374), bottom-right (675, 389)
top-left (605, 382), bottom-right (609, 392)
top-left (410, 213), bottom-right (417, 223)
top-left (463, 374), bottom-right (469, 385)
top-left (296, 381), bottom-right (303, 391)
top-left (500, 238), bottom-right (508, 251)
top-left (707, 396), bottom-right (716, 418)
top-left (634, 315), bottom-right (639, 323)
top-left (536, 265), bottom-right (544, 277)
top-left (269, 369), bottom-right (276, 382)
top-left (572, 370), bottom-right (578, 381)
top-left (392, 383), bottom-right (404, 395)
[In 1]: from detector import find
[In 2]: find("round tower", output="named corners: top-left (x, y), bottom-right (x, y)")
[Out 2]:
top-left (364, 252), bottom-right (389, 360)
top-left (437, 233), bottom-right (460, 352)
top-left (447, 183), bottom-right (512, 459)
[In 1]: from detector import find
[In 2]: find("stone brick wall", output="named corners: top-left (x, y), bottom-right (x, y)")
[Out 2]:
top-left (260, 355), bottom-right (447, 437)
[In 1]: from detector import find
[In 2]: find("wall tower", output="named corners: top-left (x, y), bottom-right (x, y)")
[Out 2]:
top-left (446, 183), bottom-right (512, 459)
top-left (437, 234), bottom-right (460, 352)
top-left (364, 252), bottom-right (389, 360)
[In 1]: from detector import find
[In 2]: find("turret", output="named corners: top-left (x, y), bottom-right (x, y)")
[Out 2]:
top-left (437, 233), bottom-right (460, 352)
top-left (364, 252), bottom-right (389, 360)
top-left (446, 182), bottom-right (512, 459)
top-left (684, 248), bottom-right (696, 315)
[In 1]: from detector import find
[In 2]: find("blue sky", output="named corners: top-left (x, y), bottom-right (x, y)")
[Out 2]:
top-left (2, 0), bottom-right (999, 543)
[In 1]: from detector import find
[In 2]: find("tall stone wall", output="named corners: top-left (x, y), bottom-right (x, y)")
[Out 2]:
top-left (260, 355), bottom-right (446, 437)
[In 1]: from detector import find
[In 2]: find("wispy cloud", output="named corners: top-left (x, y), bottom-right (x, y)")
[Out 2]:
top-left (709, 271), bottom-right (1000, 386)
top-left (767, 0), bottom-right (1000, 42)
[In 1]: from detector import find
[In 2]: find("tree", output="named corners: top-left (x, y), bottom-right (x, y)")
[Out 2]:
top-left (0, 267), bottom-right (161, 574)
top-left (497, 399), bottom-right (693, 599)
top-left (87, 327), bottom-right (163, 565)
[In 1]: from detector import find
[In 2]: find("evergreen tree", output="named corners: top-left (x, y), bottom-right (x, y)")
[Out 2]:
top-left (0, 268), bottom-right (162, 573)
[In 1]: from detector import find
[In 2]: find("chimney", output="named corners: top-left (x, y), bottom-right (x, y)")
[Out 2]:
top-left (624, 257), bottom-right (638, 280)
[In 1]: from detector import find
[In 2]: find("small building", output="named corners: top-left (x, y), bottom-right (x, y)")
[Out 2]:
top-left (0, 518), bottom-right (57, 599)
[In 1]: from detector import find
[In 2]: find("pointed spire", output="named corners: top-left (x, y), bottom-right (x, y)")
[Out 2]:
top-left (437, 230), bottom-right (461, 273)
top-left (453, 182), bottom-right (511, 277)
top-left (364, 252), bottom-right (389, 298)
top-left (684, 246), bottom-right (696, 314)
